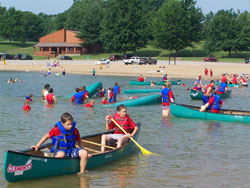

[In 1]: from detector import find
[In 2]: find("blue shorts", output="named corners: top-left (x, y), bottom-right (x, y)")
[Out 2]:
top-left (55, 148), bottom-right (82, 158)
top-left (162, 105), bottom-right (170, 109)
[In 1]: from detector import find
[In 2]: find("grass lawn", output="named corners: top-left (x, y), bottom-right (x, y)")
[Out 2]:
top-left (0, 40), bottom-right (249, 61)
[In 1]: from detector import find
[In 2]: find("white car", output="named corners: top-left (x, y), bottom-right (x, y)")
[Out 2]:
top-left (95, 59), bottom-right (110, 65)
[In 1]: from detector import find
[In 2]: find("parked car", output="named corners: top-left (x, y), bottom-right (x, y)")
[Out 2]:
top-left (203, 57), bottom-right (218, 62)
top-left (145, 57), bottom-right (157, 65)
top-left (123, 54), bottom-right (133, 59)
top-left (60, 55), bottom-right (72, 60)
top-left (95, 59), bottom-right (110, 65)
top-left (124, 57), bottom-right (141, 65)
top-left (244, 58), bottom-right (249, 64)
top-left (14, 54), bottom-right (22, 60)
top-left (1, 54), bottom-right (14, 60)
top-left (109, 55), bottom-right (123, 61)
top-left (138, 57), bottom-right (147, 65)
top-left (20, 54), bottom-right (33, 60)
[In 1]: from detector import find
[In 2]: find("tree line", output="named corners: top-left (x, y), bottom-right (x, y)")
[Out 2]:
top-left (0, 0), bottom-right (249, 57)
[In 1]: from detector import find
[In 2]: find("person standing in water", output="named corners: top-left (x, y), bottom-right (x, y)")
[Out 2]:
top-left (161, 82), bottom-right (175, 117)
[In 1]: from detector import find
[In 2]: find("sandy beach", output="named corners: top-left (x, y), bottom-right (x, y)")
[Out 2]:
top-left (0, 59), bottom-right (249, 79)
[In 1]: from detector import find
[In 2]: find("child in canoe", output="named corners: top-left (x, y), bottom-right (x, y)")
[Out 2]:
top-left (31, 113), bottom-right (90, 174)
top-left (101, 104), bottom-right (138, 152)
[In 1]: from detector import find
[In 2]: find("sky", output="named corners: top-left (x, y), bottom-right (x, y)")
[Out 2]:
top-left (0, 0), bottom-right (250, 15)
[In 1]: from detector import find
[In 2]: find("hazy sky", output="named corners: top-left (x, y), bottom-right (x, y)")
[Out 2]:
top-left (1, 0), bottom-right (250, 15)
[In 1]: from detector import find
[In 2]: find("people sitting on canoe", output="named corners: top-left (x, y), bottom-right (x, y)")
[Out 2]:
top-left (102, 97), bottom-right (108, 104)
top-left (138, 75), bottom-right (145, 82)
top-left (150, 81), bottom-right (156, 86)
top-left (231, 74), bottom-right (238, 84)
top-left (216, 80), bottom-right (228, 94)
top-left (80, 86), bottom-right (89, 102)
top-left (193, 83), bottom-right (202, 91)
top-left (194, 75), bottom-right (203, 88)
top-left (221, 74), bottom-right (227, 83)
top-left (200, 91), bottom-right (224, 113)
top-left (161, 82), bottom-right (175, 117)
top-left (46, 88), bottom-right (57, 104)
top-left (42, 84), bottom-right (50, 101)
top-left (71, 88), bottom-right (84, 104)
top-left (101, 104), bottom-right (138, 152)
top-left (31, 113), bottom-right (90, 174)
top-left (239, 76), bottom-right (248, 87)
top-left (84, 99), bottom-right (95, 107)
top-left (162, 74), bottom-right (168, 82)
top-left (108, 87), bottom-right (115, 102)
top-left (202, 80), bottom-right (215, 105)
top-left (26, 94), bottom-right (34, 102)
top-left (23, 100), bottom-right (31, 111)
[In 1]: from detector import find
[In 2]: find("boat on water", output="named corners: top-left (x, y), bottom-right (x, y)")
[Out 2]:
top-left (129, 80), bottom-right (181, 86)
top-left (123, 88), bottom-right (161, 94)
top-left (4, 124), bottom-right (141, 182)
top-left (216, 80), bottom-right (240, 88)
top-left (102, 94), bottom-right (161, 107)
top-left (190, 89), bottom-right (232, 100)
top-left (170, 103), bottom-right (250, 123)
top-left (66, 81), bottom-right (102, 98)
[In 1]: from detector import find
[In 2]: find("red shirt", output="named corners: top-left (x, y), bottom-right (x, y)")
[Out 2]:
top-left (23, 104), bottom-right (31, 111)
top-left (138, 77), bottom-right (144, 82)
top-left (221, 76), bottom-right (227, 83)
top-left (232, 77), bottom-right (238, 84)
top-left (49, 126), bottom-right (80, 141)
top-left (210, 70), bottom-right (213, 76)
top-left (109, 114), bottom-right (137, 134)
top-left (204, 84), bottom-right (214, 95)
top-left (208, 96), bottom-right (224, 113)
top-left (162, 90), bottom-right (173, 106)
top-left (84, 103), bottom-right (93, 107)
top-left (109, 92), bottom-right (114, 98)
top-left (102, 100), bottom-right (108, 104)
top-left (204, 69), bottom-right (208, 76)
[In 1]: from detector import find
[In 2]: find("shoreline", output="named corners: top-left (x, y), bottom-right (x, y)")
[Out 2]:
top-left (0, 60), bottom-right (249, 79)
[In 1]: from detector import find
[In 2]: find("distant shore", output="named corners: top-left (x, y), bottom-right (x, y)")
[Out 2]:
top-left (0, 60), bottom-right (249, 79)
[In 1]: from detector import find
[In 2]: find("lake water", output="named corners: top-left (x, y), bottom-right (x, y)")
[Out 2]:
top-left (1, 71), bottom-right (250, 187)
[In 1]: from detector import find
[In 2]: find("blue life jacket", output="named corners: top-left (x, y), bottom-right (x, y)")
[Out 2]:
top-left (162, 76), bottom-right (167, 82)
top-left (109, 91), bottom-right (116, 102)
top-left (51, 121), bottom-right (76, 154)
top-left (212, 94), bottom-right (221, 110)
top-left (195, 80), bottom-right (201, 85)
top-left (161, 88), bottom-right (170, 103)
top-left (113, 86), bottom-right (120, 95)
top-left (218, 82), bottom-right (227, 93)
top-left (25, 96), bottom-right (32, 101)
top-left (74, 92), bottom-right (84, 104)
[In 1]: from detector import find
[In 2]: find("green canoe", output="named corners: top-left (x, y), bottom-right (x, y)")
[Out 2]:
top-left (4, 124), bottom-right (141, 182)
top-left (216, 80), bottom-right (240, 88)
top-left (129, 80), bottom-right (182, 86)
top-left (123, 88), bottom-right (161, 94)
top-left (170, 103), bottom-right (250, 123)
top-left (190, 89), bottom-right (232, 100)
top-left (66, 81), bottom-right (102, 98)
top-left (103, 94), bottom-right (162, 107)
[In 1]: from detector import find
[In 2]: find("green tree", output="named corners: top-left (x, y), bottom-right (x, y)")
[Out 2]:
top-left (23, 11), bottom-right (44, 41)
top-left (204, 9), bottom-right (239, 57)
top-left (152, 0), bottom-right (203, 56)
top-left (77, 0), bottom-right (104, 52)
top-left (1, 7), bottom-right (25, 42)
top-left (54, 12), bottom-right (67, 30)
top-left (38, 13), bottom-right (55, 36)
top-left (101, 0), bottom-right (148, 53)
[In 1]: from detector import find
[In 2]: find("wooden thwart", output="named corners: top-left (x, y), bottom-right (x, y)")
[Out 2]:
top-left (84, 147), bottom-right (101, 153)
top-left (82, 140), bottom-right (116, 150)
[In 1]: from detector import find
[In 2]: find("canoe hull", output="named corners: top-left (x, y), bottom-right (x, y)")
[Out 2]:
top-left (170, 103), bottom-right (250, 123)
top-left (4, 125), bottom-right (140, 182)
top-left (216, 81), bottom-right (240, 88)
top-left (123, 89), bottom-right (161, 94)
top-left (103, 94), bottom-right (162, 107)
top-left (129, 80), bottom-right (181, 86)
top-left (190, 89), bottom-right (232, 100)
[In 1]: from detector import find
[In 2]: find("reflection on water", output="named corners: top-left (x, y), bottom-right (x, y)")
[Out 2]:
top-left (1, 71), bottom-right (250, 187)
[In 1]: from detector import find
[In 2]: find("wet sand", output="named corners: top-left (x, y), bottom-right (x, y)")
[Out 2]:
top-left (0, 60), bottom-right (249, 79)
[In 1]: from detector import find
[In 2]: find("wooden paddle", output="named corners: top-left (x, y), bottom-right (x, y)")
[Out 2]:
top-left (110, 117), bottom-right (157, 155)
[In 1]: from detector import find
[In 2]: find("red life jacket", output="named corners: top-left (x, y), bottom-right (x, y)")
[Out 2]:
top-left (46, 93), bottom-right (54, 104)
top-left (232, 77), bottom-right (238, 84)
top-left (204, 84), bottom-right (214, 95)
top-left (102, 100), bottom-right (108, 104)
top-left (23, 104), bottom-right (31, 111)
top-left (241, 78), bottom-right (247, 83)
top-left (138, 77), bottom-right (144, 82)
top-left (113, 113), bottom-right (132, 134)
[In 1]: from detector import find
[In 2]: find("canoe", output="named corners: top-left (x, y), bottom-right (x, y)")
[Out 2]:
top-left (170, 102), bottom-right (250, 123)
top-left (190, 89), bottom-right (232, 100)
top-left (103, 94), bottom-right (162, 107)
top-left (216, 80), bottom-right (240, 88)
top-left (129, 80), bottom-right (182, 86)
top-left (123, 88), bottom-right (161, 94)
top-left (66, 81), bottom-right (102, 98)
top-left (4, 124), bottom-right (141, 182)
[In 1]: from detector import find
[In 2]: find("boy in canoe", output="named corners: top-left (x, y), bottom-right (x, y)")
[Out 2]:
top-left (31, 113), bottom-right (90, 174)
top-left (161, 82), bottom-right (175, 117)
top-left (200, 90), bottom-right (224, 113)
top-left (101, 104), bottom-right (138, 152)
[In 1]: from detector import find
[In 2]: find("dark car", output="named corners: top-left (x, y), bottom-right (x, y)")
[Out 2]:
top-left (145, 57), bottom-right (157, 65)
top-left (203, 57), bottom-right (218, 62)
top-left (14, 54), bottom-right (22, 60)
top-left (245, 58), bottom-right (249, 64)
top-left (138, 57), bottom-right (147, 65)
top-left (60, 55), bottom-right (72, 60)
top-left (109, 55), bottom-right (123, 61)
top-left (20, 54), bottom-right (33, 60)
top-left (1, 54), bottom-right (14, 60)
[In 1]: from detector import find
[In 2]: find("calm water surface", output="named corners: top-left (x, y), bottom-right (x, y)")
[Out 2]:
top-left (1, 71), bottom-right (250, 188)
